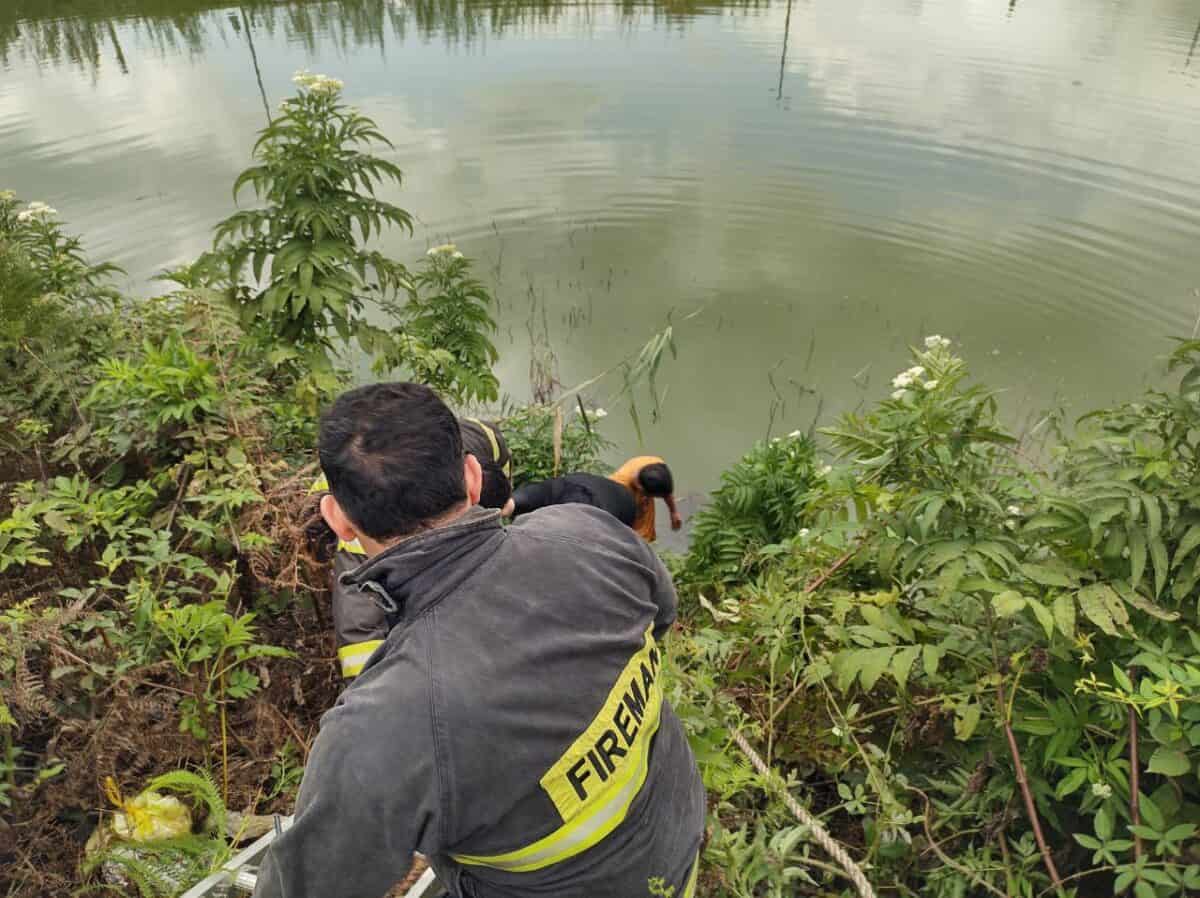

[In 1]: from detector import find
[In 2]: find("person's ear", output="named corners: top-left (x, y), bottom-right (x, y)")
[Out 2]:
top-left (320, 493), bottom-right (360, 544)
top-left (464, 453), bottom-right (483, 506)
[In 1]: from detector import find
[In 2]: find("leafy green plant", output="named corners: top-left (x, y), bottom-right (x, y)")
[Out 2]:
top-left (211, 72), bottom-right (412, 380)
top-left (265, 740), bottom-right (304, 802)
top-left (671, 335), bottom-right (1200, 898)
top-left (0, 191), bottom-right (121, 425)
top-left (0, 500), bottom-right (50, 572)
top-left (83, 337), bottom-right (221, 460)
top-left (377, 244), bottom-right (499, 404)
top-left (682, 434), bottom-right (820, 587)
top-left (153, 600), bottom-right (292, 740)
top-left (502, 403), bottom-right (611, 487)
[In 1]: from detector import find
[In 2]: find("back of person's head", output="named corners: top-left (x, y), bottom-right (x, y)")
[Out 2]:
top-left (318, 382), bottom-right (465, 540)
top-left (459, 418), bottom-right (513, 510)
top-left (637, 462), bottom-right (674, 497)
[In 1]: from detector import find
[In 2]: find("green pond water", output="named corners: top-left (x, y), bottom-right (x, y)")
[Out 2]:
top-left (5, 0), bottom-right (1200, 526)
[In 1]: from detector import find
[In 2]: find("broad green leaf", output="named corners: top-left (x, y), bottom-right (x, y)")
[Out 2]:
top-left (1174, 523), bottom-right (1200, 568)
top-left (993, 591), bottom-right (1027, 618)
top-left (1074, 833), bottom-right (1102, 850)
top-left (41, 510), bottom-right (71, 533)
top-left (889, 646), bottom-right (920, 689)
top-left (1112, 665), bottom-right (1134, 692)
top-left (1114, 582), bottom-right (1179, 622)
top-left (1053, 593), bottom-right (1076, 639)
top-left (832, 648), bottom-right (896, 693)
top-left (1129, 526), bottom-right (1147, 590)
top-left (921, 540), bottom-right (969, 575)
top-left (1055, 767), bottom-right (1088, 799)
top-left (1140, 793), bottom-right (1164, 830)
top-left (1150, 536), bottom-right (1169, 598)
top-left (1099, 584), bottom-right (1131, 631)
top-left (1077, 584), bottom-right (1120, 636)
top-left (919, 496), bottom-right (945, 537)
top-left (857, 648), bottom-right (894, 691)
top-left (922, 645), bottom-right (943, 679)
top-left (1164, 823), bottom-right (1197, 841)
top-left (973, 541), bottom-right (1018, 573)
top-left (1142, 495), bottom-right (1162, 544)
top-left (1027, 598), bottom-right (1055, 640)
top-left (1147, 746), bottom-right (1191, 777)
top-left (954, 701), bottom-right (981, 741)
top-left (1095, 805), bottom-right (1113, 840)
top-left (1020, 562), bottom-right (1078, 588)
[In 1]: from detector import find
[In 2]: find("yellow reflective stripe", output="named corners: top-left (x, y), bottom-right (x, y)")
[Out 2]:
top-left (465, 417), bottom-right (502, 463)
top-left (682, 852), bottom-right (700, 898)
top-left (337, 539), bottom-right (366, 555)
top-left (451, 627), bottom-right (664, 873)
top-left (453, 711), bottom-right (661, 872)
top-left (337, 640), bottom-right (384, 677)
top-left (309, 475), bottom-right (329, 494)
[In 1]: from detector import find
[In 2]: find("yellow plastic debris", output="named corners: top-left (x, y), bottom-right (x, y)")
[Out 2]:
top-left (104, 776), bottom-right (192, 843)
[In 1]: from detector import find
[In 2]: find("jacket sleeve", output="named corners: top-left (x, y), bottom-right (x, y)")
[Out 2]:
top-left (252, 647), bottom-right (441, 898)
top-left (331, 551), bottom-right (388, 678)
top-left (645, 544), bottom-right (678, 641)
top-left (511, 478), bottom-right (558, 517)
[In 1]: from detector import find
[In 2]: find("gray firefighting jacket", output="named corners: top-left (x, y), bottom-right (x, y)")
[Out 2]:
top-left (253, 504), bottom-right (706, 898)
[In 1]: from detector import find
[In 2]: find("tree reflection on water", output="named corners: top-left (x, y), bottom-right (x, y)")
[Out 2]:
top-left (1, 0), bottom-right (768, 71)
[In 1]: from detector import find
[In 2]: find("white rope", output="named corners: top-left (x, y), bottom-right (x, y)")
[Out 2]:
top-left (729, 729), bottom-right (877, 898)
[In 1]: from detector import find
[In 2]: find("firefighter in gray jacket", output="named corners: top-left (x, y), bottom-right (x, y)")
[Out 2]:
top-left (311, 417), bottom-right (514, 678)
top-left (255, 382), bottom-right (706, 898)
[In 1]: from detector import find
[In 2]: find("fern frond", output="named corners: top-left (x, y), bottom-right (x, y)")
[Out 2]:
top-left (81, 835), bottom-right (222, 898)
top-left (145, 768), bottom-right (227, 836)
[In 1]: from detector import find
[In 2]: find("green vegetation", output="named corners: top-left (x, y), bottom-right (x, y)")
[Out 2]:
top-left (0, 77), bottom-right (516, 896)
top-left (671, 338), bottom-right (1200, 897)
top-left (4, 67), bottom-right (1200, 898)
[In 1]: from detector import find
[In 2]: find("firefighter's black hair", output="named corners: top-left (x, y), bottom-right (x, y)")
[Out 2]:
top-left (318, 382), bottom-right (466, 540)
top-left (459, 419), bottom-right (513, 510)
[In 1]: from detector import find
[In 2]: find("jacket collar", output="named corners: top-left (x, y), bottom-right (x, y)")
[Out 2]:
top-left (340, 506), bottom-right (504, 621)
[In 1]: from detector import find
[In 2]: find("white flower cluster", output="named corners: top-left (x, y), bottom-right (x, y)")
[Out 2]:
top-left (1091, 782), bottom-right (1113, 799)
top-left (16, 201), bottom-right (57, 223)
top-left (890, 364), bottom-right (938, 400)
top-left (924, 334), bottom-right (952, 350)
top-left (427, 243), bottom-right (464, 259)
top-left (592, 408), bottom-right (608, 419)
top-left (292, 70), bottom-right (344, 95)
top-left (817, 464), bottom-right (833, 478)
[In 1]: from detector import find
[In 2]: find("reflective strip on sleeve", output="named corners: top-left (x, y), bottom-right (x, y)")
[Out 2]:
top-left (682, 852), bottom-right (700, 898)
top-left (451, 626), bottom-right (664, 873)
top-left (309, 474), bottom-right (329, 494)
top-left (337, 639), bottom-right (384, 678)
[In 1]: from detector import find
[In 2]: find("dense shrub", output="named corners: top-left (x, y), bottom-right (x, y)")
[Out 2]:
top-left (672, 337), bottom-right (1200, 898)
top-left (681, 433), bottom-right (820, 587)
